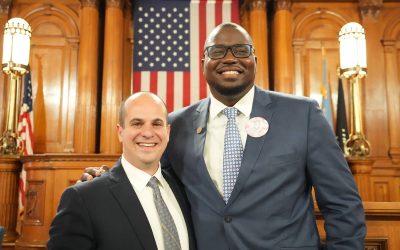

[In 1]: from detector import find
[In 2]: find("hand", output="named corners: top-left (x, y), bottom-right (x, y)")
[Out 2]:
top-left (77, 165), bottom-right (109, 183)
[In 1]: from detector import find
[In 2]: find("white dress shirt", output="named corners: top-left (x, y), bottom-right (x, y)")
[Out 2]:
top-left (203, 86), bottom-right (255, 195)
top-left (121, 156), bottom-right (189, 250)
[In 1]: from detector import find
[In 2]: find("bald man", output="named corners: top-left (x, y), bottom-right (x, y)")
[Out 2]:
top-left (48, 93), bottom-right (196, 250)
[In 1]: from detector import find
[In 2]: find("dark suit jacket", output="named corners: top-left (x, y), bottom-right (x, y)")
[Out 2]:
top-left (162, 86), bottom-right (366, 250)
top-left (48, 160), bottom-right (196, 250)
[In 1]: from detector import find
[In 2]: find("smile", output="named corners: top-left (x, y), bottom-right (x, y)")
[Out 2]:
top-left (137, 143), bottom-right (157, 147)
top-left (221, 71), bottom-right (240, 75)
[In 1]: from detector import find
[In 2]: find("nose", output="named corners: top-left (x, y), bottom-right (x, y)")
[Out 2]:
top-left (140, 123), bottom-right (154, 138)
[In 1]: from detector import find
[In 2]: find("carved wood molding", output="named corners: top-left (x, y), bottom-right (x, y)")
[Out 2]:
top-left (274, 0), bottom-right (292, 12)
top-left (359, 0), bottom-right (383, 21)
top-left (80, 0), bottom-right (99, 8)
top-left (106, 0), bottom-right (125, 9)
top-left (20, 153), bottom-right (119, 163)
top-left (247, 0), bottom-right (267, 11)
top-left (0, 0), bottom-right (11, 15)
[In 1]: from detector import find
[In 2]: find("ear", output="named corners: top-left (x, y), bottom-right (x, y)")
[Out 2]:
top-left (254, 55), bottom-right (257, 64)
top-left (117, 124), bottom-right (123, 142)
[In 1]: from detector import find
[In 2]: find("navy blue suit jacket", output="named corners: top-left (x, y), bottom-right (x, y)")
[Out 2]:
top-left (48, 160), bottom-right (196, 250)
top-left (162, 87), bottom-right (366, 250)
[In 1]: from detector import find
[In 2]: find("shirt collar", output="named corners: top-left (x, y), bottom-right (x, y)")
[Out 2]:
top-left (209, 86), bottom-right (255, 119)
top-left (121, 155), bottom-right (164, 192)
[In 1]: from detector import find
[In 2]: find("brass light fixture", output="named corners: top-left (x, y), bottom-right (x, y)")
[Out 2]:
top-left (0, 17), bottom-right (31, 154)
top-left (338, 22), bottom-right (370, 157)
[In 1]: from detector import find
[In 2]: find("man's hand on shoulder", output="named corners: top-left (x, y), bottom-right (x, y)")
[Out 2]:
top-left (77, 165), bottom-right (109, 183)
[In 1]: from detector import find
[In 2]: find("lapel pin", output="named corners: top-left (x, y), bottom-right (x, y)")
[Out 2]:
top-left (196, 127), bottom-right (203, 134)
top-left (245, 117), bottom-right (269, 138)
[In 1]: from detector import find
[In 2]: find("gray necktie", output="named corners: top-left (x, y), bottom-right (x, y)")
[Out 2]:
top-left (222, 107), bottom-right (243, 203)
top-left (147, 176), bottom-right (181, 250)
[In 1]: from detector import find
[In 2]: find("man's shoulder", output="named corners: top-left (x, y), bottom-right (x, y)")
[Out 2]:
top-left (257, 88), bottom-right (315, 106)
top-left (168, 98), bottom-right (208, 121)
top-left (68, 164), bottom-right (119, 195)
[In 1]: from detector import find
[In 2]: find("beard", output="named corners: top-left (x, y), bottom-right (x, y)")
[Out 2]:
top-left (212, 81), bottom-right (252, 97)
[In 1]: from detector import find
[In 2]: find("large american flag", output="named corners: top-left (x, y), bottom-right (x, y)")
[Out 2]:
top-left (132, 0), bottom-right (239, 112)
top-left (17, 70), bottom-right (34, 232)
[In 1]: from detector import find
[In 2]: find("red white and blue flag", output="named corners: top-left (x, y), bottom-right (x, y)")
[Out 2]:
top-left (17, 70), bottom-right (34, 232)
top-left (132, 0), bottom-right (239, 112)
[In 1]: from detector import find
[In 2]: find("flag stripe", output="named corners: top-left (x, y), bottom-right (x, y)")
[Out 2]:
top-left (150, 72), bottom-right (158, 93)
top-left (166, 72), bottom-right (174, 111)
top-left (198, 1), bottom-right (207, 100)
top-left (183, 72), bottom-right (191, 107)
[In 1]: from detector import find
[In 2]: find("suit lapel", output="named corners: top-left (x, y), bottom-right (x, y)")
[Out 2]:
top-left (193, 99), bottom-right (226, 210)
top-left (227, 87), bottom-right (274, 206)
top-left (108, 161), bottom-right (157, 250)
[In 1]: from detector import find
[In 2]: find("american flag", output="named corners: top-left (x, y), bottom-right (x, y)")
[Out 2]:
top-left (17, 70), bottom-right (34, 232)
top-left (132, 0), bottom-right (239, 112)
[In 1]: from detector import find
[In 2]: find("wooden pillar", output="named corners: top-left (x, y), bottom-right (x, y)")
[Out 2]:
top-left (247, 0), bottom-right (269, 90)
top-left (382, 40), bottom-right (400, 164)
top-left (0, 156), bottom-right (21, 247)
top-left (74, 0), bottom-right (100, 153)
top-left (100, 0), bottom-right (125, 154)
top-left (347, 158), bottom-right (373, 201)
top-left (272, 0), bottom-right (293, 94)
top-left (0, 0), bottom-right (11, 141)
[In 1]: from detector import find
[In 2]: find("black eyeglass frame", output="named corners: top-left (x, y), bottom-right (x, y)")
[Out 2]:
top-left (203, 44), bottom-right (254, 59)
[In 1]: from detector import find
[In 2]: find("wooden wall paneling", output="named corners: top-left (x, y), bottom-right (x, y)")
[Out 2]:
top-left (316, 202), bottom-right (400, 250)
top-left (381, 6), bottom-right (400, 164)
top-left (9, 3), bottom-right (80, 154)
top-left (14, 154), bottom-right (119, 250)
top-left (361, 13), bottom-right (390, 158)
top-left (293, 39), bottom-right (305, 96)
top-left (292, 3), bottom-right (348, 114)
top-left (0, 156), bottom-right (21, 249)
top-left (348, 158), bottom-right (373, 201)
top-left (370, 176), bottom-right (398, 202)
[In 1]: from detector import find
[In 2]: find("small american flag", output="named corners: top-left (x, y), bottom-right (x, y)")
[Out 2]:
top-left (132, 0), bottom-right (239, 112)
top-left (17, 70), bottom-right (34, 232)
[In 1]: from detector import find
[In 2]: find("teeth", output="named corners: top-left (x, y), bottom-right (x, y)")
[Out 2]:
top-left (138, 143), bottom-right (156, 147)
top-left (222, 71), bottom-right (239, 75)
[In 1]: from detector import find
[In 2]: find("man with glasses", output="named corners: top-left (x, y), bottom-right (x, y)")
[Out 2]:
top-left (162, 22), bottom-right (366, 249)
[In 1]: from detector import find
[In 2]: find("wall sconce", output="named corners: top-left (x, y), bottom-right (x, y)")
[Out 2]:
top-left (339, 22), bottom-right (370, 157)
top-left (0, 17), bottom-right (31, 154)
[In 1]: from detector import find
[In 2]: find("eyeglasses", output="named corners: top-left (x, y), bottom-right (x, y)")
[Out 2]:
top-left (203, 44), bottom-right (254, 59)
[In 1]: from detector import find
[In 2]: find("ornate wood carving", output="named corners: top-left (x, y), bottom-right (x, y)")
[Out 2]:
top-left (359, 0), bottom-right (383, 20)
top-left (248, 0), bottom-right (267, 10)
top-left (106, 0), bottom-right (125, 9)
top-left (25, 181), bottom-right (45, 226)
top-left (0, 0), bottom-right (11, 15)
top-left (80, 0), bottom-right (99, 8)
top-left (274, 0), bottom-right (292, 12)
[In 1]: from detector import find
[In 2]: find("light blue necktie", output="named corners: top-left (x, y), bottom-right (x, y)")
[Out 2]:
top-left (222, 107), bottom-right (243, 204)
top-left (147, 177), bottom-right (181, 250)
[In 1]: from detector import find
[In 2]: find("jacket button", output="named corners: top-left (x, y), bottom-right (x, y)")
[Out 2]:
top-left (224, 216), bottom-right (232, 223)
